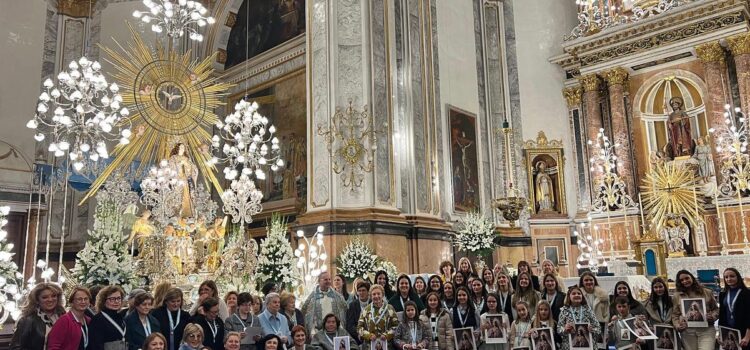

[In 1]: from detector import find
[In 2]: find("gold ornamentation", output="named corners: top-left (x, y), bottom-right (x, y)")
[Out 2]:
top-left (640, 162), bottom-right (703, 230)
top-left (562, 87), bottom-right (583, 109)
top-left (573, 12), bottom-right (742, 67)
top-left (603, 67), bottom-right (629, 86)
top-left (695, 42), bottom-right (725, 63)
top-left (226, 12), bottom-right (237, 27)
top-left (579, 74), bottom-right (600, 92)
top-left (523, 131), bottom-right (563, 149)
top-left (82, 25), bottom-right (231, 203)
top-left (57, 0), bottom-right (96, 18)
top-left (216, 48), bottom-right (227, 64)
top-left (727, 33), bottom-right (750, 56)
top-left (317, 100), bottom-right (380, 189)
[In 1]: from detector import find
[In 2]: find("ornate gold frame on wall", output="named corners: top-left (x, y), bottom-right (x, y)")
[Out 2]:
top-left (523, 131), bottom-right (567, 217)
top-left (633, 230), bottom-right (668, 278)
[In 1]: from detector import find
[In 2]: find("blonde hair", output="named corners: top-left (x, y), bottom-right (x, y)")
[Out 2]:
top-left (21, 283), bottom-right (64, 318)
top-left (531, 300), bottom-right (556, 329)
top-left (182, 323), bottom-right (204, 343)
top-left (369, 284), bottom-right (385, 296)
top-left (152, 281), bottom-right (172, 307)
top-left (224, 331), bottom-right (242, 345)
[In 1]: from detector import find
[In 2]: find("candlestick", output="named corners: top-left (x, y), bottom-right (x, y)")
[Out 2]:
top-left (624, 208), bottom-right (633, 260)
top-left (714, 189), bottom-right (729, 255)
top-left (692, 188), bottom-right (707, 257)
top-left (638, 192), bottom-right (647, 231)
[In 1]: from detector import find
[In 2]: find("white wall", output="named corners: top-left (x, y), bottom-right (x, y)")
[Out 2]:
top-left (0, 0), bottom-right (48, 185)
top-left (99, 1), bottom-right (158, 76)
top-left (513, 0), bottom-right (578, 215)
top-left (436, 0), bottom-right (480, 217)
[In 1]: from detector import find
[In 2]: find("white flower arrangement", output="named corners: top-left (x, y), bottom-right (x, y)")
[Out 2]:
top-left (0, 206), bottom-right (23, 324)
top-left (254, 214), bottom-right (298, 290)
top-left (335, 238), bottom-right (377, 281)
top-left (374, 259), bottom-right (399, 282)
top-left (72, 177), bottom-right (138, 290)
top-left (454, 211), bottom-right (497, 257)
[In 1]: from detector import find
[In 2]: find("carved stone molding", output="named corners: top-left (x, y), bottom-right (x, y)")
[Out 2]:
top-left (563, 86), bottom-right (583, 109)
top-left (696, 42), bottom-right (726, 63)
top-left (728, 33), bottom-right (750, 56)
top-left (603, 67), bottom-right (629, 86)
top-left (57, 0), bottom-right (96, 17)
top-left (579, 74), bottom-right (601, 92)
top-left (523, 131), bottom-right (564, 149)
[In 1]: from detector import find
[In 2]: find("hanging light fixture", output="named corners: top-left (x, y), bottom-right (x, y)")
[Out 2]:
top-left (27, 57), bottom-right (131, 171)
top-left (132, 0), bottom-right (216, 41)
top-left (0, 206), bottom-right (24, 323)
top-left (139, 160), bottom-right (186, 229)
top-left (221, 174), bottom-right (264, 227)
top-left (210, 99), bottom-right (283, 182)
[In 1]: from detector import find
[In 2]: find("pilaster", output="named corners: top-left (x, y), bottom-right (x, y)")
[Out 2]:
top-left (603, 67), bottom-right (635, 197)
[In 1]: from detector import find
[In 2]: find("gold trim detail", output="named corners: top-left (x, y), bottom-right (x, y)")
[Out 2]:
top-left (562, 86), bottom-right (583, 108)
top-left (603, 67), bottom-right (629, 86)
top-left (695, 42), bottom-right (726, 63)
top-left (57, 0), bottom-right (96, 18)
top-left (579, 74), bottom-right (600, 92)
top-left (523, 131), bottom-right (563, 149)
top-left (727, 33), bottom-right (750, 56)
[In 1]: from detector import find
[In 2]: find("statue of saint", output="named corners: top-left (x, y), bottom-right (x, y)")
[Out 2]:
top-left (659, 216), bottom-right (690, 256)
top-left (204, 216), bottom-right (227, 272)
top-left (692, 137), bottom-right (713, 182)
top-left (168, 143), bottom-right (198, 218)
top-left (128, 210), bottom-right (155, 253)
top-left (534, 161), bottom-right (555, 212)
top-left (667, 97), bottom-right (694, 158)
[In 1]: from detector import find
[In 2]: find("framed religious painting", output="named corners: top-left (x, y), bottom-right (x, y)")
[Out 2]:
top-left (523, 131), bottom-right (567, 217)
top-left (535, 238), bottom-right (568, 265)
top-left (654, 325), bottom-right (677, 350)
top-left (448, 105), bottom-right (480, 212)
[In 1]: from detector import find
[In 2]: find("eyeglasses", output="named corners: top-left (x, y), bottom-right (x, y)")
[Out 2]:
top-left (106, 296), bottom-right (123, 302)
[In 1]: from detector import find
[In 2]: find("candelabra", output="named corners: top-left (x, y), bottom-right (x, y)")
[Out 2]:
top-left (492, 121), bottom-right (528, 228)
top-left (574, 222), bottom-right (608, 274)
top-left (210, 99), bottom-right (283, 182)
top-left (294, 226), bottom-right (328, 306)
top-left (27, 57), bottom-right (131, 172)
top-left (132, 0), bottom-right (216, 41)
top-left (711, 104), bottom-right (750, 253)
top-left (589, 129), bottom-right (635, 212)
top-left (139, 160), bottom-right (185, 229)
top-left (221, 174), bottom-right (264, 228)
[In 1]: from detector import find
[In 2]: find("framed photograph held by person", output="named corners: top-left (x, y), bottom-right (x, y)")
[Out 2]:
top-left (680, 298), bottom-right (708, 328)
top-left (334, 336), bottom-right (350, 350)
top-left (484, 314), bottom-right (508, 344)
top-left (454, 327), bottom-right (477, 350)
top-left (654, 325), bottom-right (676, 350)
top-left (719, 326), bottom-right (742, 350)
top-left (623, 317), bottom-right (657, 340)
top-left (570, 323), bottom-right (593, 350)
top-left (531, 327), bottom-right (556, 350)
top-left (371, 338), bottom-right (387, 350)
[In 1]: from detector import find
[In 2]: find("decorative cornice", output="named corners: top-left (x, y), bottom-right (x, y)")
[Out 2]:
top-left (562, 86), bottom-right (583, 108)
top-left (728, 33), bottom-right (750, 56)
top-left (579, 74), bottom-right (600, 92)
top-left (603, 67), bottom-right (629, 86)
top-left (695, 42), bottom-right (726, 63)
top-left (57, 0), bottom-right (96, 17)
top-left (524, 131), bottom-right (564, 149)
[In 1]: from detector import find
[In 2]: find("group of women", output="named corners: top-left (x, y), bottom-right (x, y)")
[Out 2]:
top-left (7, 257), bottom-right (750, 350)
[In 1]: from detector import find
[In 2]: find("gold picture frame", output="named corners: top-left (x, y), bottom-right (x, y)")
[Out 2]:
top-left (523, 131), bottom-right (567, 217)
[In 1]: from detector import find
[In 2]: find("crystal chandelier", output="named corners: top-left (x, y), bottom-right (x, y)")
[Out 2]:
top-left (574, 221), bottom-right (608, 273)
top-left (27, 57), bottom-right (131, 171)
top-left (567, 0), bottom-right (691, 41)
top-left (210, 99), bottom-right (284, 181)
top-left (294, 225), bottom-right (328, 305)
top-left (139, 160), bottom-right (185, 228)
top-left (0, 206), bottom-right (24, 323)
top-left (221, 174), bottom-right (264, 227)
top-left (132, 0), bottom-right (216, 41)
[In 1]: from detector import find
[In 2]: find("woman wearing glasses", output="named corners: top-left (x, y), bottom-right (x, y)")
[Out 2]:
top-left (89, 285), bottom-right (128, 349)
top-left (47, 286), bottom-right (91, 350)
top-left (180, 323), bottom-right (207, 350)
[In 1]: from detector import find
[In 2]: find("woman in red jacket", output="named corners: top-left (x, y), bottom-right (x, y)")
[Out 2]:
top-left (48, 286), bottom-right (91, 350)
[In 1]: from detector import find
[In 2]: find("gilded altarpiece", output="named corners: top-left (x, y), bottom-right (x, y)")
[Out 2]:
top-left (523, 132), bottom-right (567, 217)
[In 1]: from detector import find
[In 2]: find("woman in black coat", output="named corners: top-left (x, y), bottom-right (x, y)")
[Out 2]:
top-left (190, 297), bottom-right (225, 350)
top-left (719, 268), bottom-right (750, 349)
top-left (511, 261), bottom-right (540, 291)
top-left (9, 283), bottom-right (66, 350)
top-left (150, 287), bottom-right (189, 350)
top-left (89, 285), bottom-right (128, 349)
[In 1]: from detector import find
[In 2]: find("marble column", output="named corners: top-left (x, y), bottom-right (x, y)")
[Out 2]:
top-left (603, 67), bottom-right (635, 196)
top-left (728, 33), bottom-right (750, 112)
top-left (695, 42), bottom-right (729, 181)
top-left (579, 73), bottom-right (603, 191)
top-left (23, 209), bottom-right (40, 281)
top-left (563, 86), bottom-right (591, 212)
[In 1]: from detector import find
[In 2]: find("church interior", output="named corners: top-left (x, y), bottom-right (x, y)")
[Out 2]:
top-left (0, 0), bottom-right (750, 348)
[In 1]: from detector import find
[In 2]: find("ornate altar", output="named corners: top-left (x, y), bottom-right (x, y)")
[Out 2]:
top-left (523, 131), bottom-right (567, 217)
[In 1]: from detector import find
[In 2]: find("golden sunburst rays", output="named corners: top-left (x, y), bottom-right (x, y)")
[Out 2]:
top-left (81, 24), bottom-right (232, 204)
top-left (640, 162), bottom-right (704, 230)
